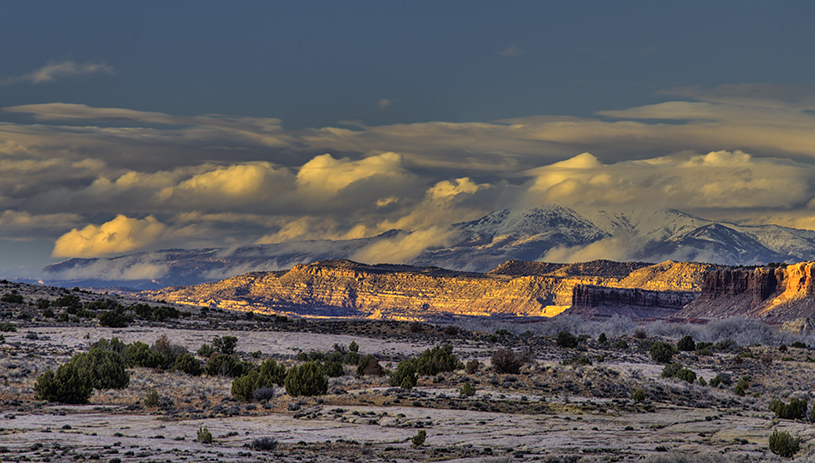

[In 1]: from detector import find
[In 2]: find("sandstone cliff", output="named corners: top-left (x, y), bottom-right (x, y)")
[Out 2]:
top-left (143, 259), bottom-right (709, 321)
top-left (569, 284), bottom-right (698, 319)
top-left (676, 262), bottom-right (815, 321)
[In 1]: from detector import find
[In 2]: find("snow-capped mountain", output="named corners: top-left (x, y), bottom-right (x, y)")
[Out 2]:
top-left (34, 204), bottom-right (815, 288)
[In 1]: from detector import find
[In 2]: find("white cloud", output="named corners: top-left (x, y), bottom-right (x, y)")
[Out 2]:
top-left (0, 61), bottom-right (116, 86)
top-left (52, 215), bottom-right (167, 258)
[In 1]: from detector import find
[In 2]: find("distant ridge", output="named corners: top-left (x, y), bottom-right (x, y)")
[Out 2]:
top-left (35, 204), bottom-right (815, 288)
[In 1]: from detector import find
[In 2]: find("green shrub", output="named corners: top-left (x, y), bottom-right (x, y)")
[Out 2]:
top-left (715, 339), bottom-right (738, 351)
top-left (650, 342), bottom-right (675, 364)
top-left (152, 334), bottom-right (190, 370)
top-left (212, 335), bottom-right (238, 355)
top-left (769, 398), bottom-right (808, 420)
top-left (284, 362), bottom-right (328, 397)
top-left (459, 382), bottom-right (476, 397)
top-left (489, 334), bottom-right (498, 343)
top-left (81, 348), bottom-right (130, 389)
top-left (556, 331), bottom-right (578, 348)
top-left (598, 333), bottom-right (608, 344)
top-left (791, 341), bottom-right (807, 349)
top-left (197, 426), bottom-right (213, 444)
top-left (0, 322), bottom-right (17, 332)
top-left (675, 368), bottom-right (697, 384)
top-left (197, 343), bottom-right (215, 358)
top-left (661, 362), bottom-right (683, 378)
top-left (321, 360), bottom-right (344, 377)
top-left (466, 359), bottom-right (479, 374)
top-left (769, 429), bottom-right (800, 458)
top-left (392, 359), bottom-right (417, 389)
top-left (614, 339), bottom-right (628, 349)
top-left (348, 341), bottom-right (359, 352)
top-left (257, 358), bottom-right (287, 386)
top-left (173, 352), bottom-right (203, 376)
top-left (677, 335), bottom-right (696, 352)
top-left (98, 308), bottom-right (133, 328)
top-left (143, 388), bottom-right (160, 407)
top-left (491, 348), bottom-right (524, 374)
top-left (1, 291), bottom-right (24, 304)
top-left (414, 345), bottom-right (462, 376)
top-left (561, 356), bottom-right (592, 366)
top-left (411, 429), bottom-right (426, 447)
top-left (734, 376), bottom-right (750, 396)
top-left (231, 358), bottom-right (286, 402)
top-left (205, 353), bottom-right (254, 377)
top-left (34, 363), bottom-right (94, 404)
top-left (633, 389), bottom-right (645, 402)
top-left (126, 341), bottom-right (165, 368)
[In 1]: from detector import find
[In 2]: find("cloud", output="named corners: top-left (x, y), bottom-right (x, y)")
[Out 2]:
top-left (378, 98), bottom-right (393, 109)
top-left (52, 215), bottom-right (167, 258)
top-left (0, 61), bottom-right (116, 86)
top-left (541, 237), bottom-right (634, 264)
top-left (351, 226), bottom-right (460, 265)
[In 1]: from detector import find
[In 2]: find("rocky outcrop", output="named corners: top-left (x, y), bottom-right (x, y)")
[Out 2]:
top-left (569, 284), bottom-right (697, 319)
top-left (677, 262), bottom-right (815, 321)
top-left (142, 258), bottom-right (711, 321)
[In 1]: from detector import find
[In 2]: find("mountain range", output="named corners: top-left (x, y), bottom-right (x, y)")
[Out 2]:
top-left (35, 204), bottom-right (815, 289)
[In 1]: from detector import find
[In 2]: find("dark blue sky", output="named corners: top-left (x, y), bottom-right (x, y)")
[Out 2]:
top-left (3, 1), bottom-right (812, 128)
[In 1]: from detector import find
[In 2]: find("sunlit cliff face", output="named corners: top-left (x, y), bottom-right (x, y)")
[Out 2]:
top-left (2, 84), bottom-right (815, 274)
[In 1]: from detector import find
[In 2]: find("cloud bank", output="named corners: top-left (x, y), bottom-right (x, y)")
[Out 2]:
top-left (3, 84), bottom-right (815, 270)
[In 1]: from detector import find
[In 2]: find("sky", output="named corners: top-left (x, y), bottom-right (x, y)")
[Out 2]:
top-left (2, 0), bottom-right (815, 277)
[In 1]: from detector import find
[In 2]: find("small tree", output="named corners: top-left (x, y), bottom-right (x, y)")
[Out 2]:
top-left (769, 429), bottom-right (800, 458)
top-left (677, 335), bottom-right (696, 352)
top-left (459, 382), bottom-right (476, 397)
top-left (392, 359), bottom-right (417, 389)
top-left (411, 429), bottom-right (426, 447)
top-left (556, 331), bottom-right (578, 348)
top-left (284, 362), bottom-right (328, 397)
top-left (598, 333), bottom-right (608, 344)
top-left (174, 352), bottom-right (203, 376)
top-left (769, 398), bottom-right (808, 420)
top-left (650, 342), bottom-right (674, 364)
top-left (197, 426), bottom-right (213, 444)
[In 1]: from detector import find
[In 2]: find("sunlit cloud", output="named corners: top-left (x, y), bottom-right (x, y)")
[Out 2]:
top-left (0, 61), bottom-right (116, 86)
top-left (377, 98), bottom-right (393, 109)
top-left (52, 215), bottom-right (167, 258)
top-left (500, 43), bottom-right (524, 56)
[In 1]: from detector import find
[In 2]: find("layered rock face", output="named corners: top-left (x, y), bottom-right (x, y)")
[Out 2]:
top-left (677, 262), bottom-right (815, 320)
top-left (570, 285), bottom-right (698, 319)
top-left (143, 259), bottom-right (709, 321)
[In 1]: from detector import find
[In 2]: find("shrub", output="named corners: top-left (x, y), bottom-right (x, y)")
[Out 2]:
top-left (466, 359), bottom-right (479, 375)
top-left (152, 335), bottom-right (190, 370)
top-left (250, 436), bottom-right (278, 451)
top-left (257, 358), bottom-right (287, 386)
top-left (0, 322), bottom-right (17, 332)
top-left (284, 362), bottom-right (328, 397)
top-left (212, 335), bottom-right (238, 355)
top-left (98, 308), bottom-right (133, 328)
top-left (556, 331), bottom-right (578, 348)
top-left (1, 291), bottom-right (24, 303)
top-left (661, 362), bottom-right (683, 378)
top-left (459, 382), bottom-right (476, 397)
top-left (411, 429), bottom-right (426, 447)
top-left (82, 348), bottom-right (130, 389)
top-left (33, 347), bottom-right (127, 405)
top-left (206, 353), bottom-right (254, 377)
top-left (733, 376), bottom-right (750, 396)
top-left (779, 344), bottom-right (788, 352)
top-left (769, 398), bottom-right (808, 420)
top-left (415, 345), bottom-right (462, 375)
top-left (392, 359), bottom-right (417, 389)
top-left (356, 354), bottom-right (384, 377)
top-left (344, 351), bottom-right (361, 365)
top-left (197, 426), bottom-right (213, 444)
top-left (598, 333), bottom-right (608, 344)
top-left (489, 334), bottom-right (498, 343)
top-left (321, 360), bottom-right (344, 377)
top-left (126, 341), bottom-right (165, 368)
top-left (650, 342), bottom-right (674, 364)
top-left (614, 339), bottom-right (628, 349)
top-left (791, 341), bottom-right (807, 349)
top-left (143, 388), bottom-right (160, 407)
top-left (444, 325), bottom-right (459, 336)
top-left (633, 389), bottom-right (645, 402)
top-left (409, 321), bottom-right (422, 333)
top-left (348, 341), bottom-right (359, 353)
top-left (633, 327), bottom-right (647, 339)
top-left (492, 348), bottom-right (525, 374)
top-left (768, 429), bottom-right (800, 458)
top-left (197, 343), bottom-right (215, 358)
top-left (675, 369), bottom-right (697, 384)
top-left (173, 352), bottom-right (203, 376)
top-left (677, 335), bottom-right (696, 352)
